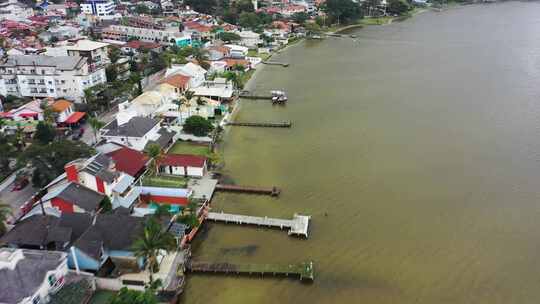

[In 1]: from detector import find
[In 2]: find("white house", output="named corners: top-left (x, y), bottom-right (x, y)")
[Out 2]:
top-left (0, 248), bottom-right (68, 304)
top-left (224, 44), bottom-right (249, 58)
top-left (158, 154), bottom-right (207, 178)
top-left (165, 62), bottom-right (207, 88)
top-left (232, 30), bottom-right (262, 48)
top-left (0, 55), bottom-right (106, 102)
top-left (100, 114), bottom-right (176, 151)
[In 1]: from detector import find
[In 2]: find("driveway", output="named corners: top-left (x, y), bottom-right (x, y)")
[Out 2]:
top-left (80, 106), bottom-right (118, 146)
top-left (0, 179), bottom-right (38, 221)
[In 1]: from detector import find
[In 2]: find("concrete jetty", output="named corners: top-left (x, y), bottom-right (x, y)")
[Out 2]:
top-left (226, 121), bottom-right (292, 128)
top-left (215, 184), bottom-right (281, 196)
top-left (262, 61), bottom-right (290, 67)
top-left (187, 261), bottom-right (314, 281)
top-left (206, 212), bottom-right (310, 237)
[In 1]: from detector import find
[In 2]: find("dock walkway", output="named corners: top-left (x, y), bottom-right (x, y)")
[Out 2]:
top-left (187, 261), bottom-right (314, 281)
top-left (207, 212), bottom-right (310, 237)
top-left (215, 184), bottom-right (281, 196)
top-left (227, 121), bottom-right (292, 128)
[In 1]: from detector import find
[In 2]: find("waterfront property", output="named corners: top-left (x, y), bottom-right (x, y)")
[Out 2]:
top-left (158, 154), bottom-right (208, 178)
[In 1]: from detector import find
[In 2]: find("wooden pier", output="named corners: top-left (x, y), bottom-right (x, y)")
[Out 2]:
top-left (187, 261), bottom-right (314, 281)
top-left (216, 184), bottom-right (281, 196)
top-left (227, 121), bottom-right (292, 128)
top-left (206, 212), bottom-right (310, 237)
top-left (262, 61), bottom-right (290, 67)
top-left (238, 93), bottom-right (273, 100)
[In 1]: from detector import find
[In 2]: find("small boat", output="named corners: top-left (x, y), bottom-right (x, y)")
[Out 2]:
top-left (271, 90), bottom-right (288, 103)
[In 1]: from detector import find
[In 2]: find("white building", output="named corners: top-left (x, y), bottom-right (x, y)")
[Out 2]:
top-left (102, 25), bottom-right (180, 44)
top-left (232, 31), bottom-right (262, 48)
top-left (65, 39), bottom-right (111, 67)
top-left (100, 114), bottom-right (176, 151)
top-left (0, 248), bottom-right (68, 304)
top-left (165, 62), bottom-right (207, 88)
top-left (0, 55), bottom-right (106, 102)
top-left (0, 0), bottom-right (33, 21)
top-left (80, 0), bottom-right (116, 16)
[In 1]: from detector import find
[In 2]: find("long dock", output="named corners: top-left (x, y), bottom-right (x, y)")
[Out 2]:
top-left (238, 93), bottom-right (273, 100)
top-left (262, 61), bottom-right (290, 67)
top-left (216, 184), bottom-right (281, 196)
top-left (227, 121), bottom-right (292, 128)
top-left (187, 261), bottom-right (314, 281)
top-left (206, 212), bottom-right (310, 237)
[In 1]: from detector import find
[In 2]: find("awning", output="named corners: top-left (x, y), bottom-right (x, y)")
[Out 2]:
top-left (65, 112), bottom-right (86, 124)
top-left (19, 112), bottom-right (38, 118)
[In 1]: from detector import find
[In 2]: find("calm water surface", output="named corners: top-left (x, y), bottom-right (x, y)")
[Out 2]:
top-left (184, 3), bottom-right (540, 303)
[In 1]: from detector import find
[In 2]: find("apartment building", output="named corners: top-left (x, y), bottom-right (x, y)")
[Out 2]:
top-left (80, 0), bottom-right (116, 16)
top-left (0, 55), bottom-right (106, 102)
top-left (102, 25), bottom-right (182, 45)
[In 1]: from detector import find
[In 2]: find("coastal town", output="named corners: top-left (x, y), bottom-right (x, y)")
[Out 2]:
top-left (0, 0), bottom-right (478, 302)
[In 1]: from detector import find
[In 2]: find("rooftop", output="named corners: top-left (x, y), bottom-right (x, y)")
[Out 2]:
top-left (160, 154), bottom-right (207, 168)
top-left (65, 39), bottom-right (110, 51)
top-left (0, 248), bottom-right (67, 304)
top-left (0, 55), bottom-right (85, 70)
top-left (102, 116), bottom-right (160, 138)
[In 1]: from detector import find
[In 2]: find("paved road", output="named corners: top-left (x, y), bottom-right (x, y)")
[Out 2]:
top-left (0, 180), bottom-right (38, 222)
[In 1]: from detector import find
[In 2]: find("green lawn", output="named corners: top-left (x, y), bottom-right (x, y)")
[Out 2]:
top-left (169, 142), bottom-right (211, 157)
top-left (142, 175), bottom-right (188, 188)
top-left (89, 290), bottom-right (116, 304)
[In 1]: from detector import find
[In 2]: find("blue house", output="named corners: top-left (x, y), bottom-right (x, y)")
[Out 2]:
top-left (68, 213), bottom-right (146, 272)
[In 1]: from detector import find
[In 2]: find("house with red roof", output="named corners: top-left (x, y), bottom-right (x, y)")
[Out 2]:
top-left (158, 154), bottom-right (207, 178)
top-left (123, 40), bottom-right (163, 54)
top-left (106, 147), bottom-right (149, 178)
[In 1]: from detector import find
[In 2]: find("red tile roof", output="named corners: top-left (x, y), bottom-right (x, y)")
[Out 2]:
top-left (160, 154), bottom-right (206, 168)
top-left (160, 74), bottom-right (191, 90)
top-left (126, 40), bottom-right (161, 50)
top-left (107, 147), bottom-right (149, 177)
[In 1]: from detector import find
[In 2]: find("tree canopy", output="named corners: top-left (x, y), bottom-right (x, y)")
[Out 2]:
top-left (387, 0), bottom-right (411, 15)
top-left (323, 0), bottom-right (363, 24)
top-left (19, 140), bottom-right (93, 187)
top-left (183, 115), bottom-right (214, 137)
top-left (108, 287), bottom-right (158, 304)
top-left (33, 121), bottom-right (56, 145)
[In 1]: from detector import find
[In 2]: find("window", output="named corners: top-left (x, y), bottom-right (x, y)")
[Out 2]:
top-left (48, 81), bottom-right (52, 85)
top-left (42, 70), bottom-right (46, 75)
top-left (61, 80), bottom-right (66, 84)
top-left (30, 69), bottom-right (35, 74)
top-left (49, 89), bottom-right (54, 93)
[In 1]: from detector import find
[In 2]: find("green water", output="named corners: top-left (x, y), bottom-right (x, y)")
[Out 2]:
top-left (184, 3), bottom-right (540, 303)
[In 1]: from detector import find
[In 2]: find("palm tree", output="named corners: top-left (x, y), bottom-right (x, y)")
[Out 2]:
top-left (132, 218), bottom-right (176, 284)
top-left (88, 116), bottom-right (105, 144)
top-left (146, 143), bottom-right (162, 176)
top-left (0, 202), bottom-right (13, 236)
top-left (225, 72), bottom-right (241, 90)
top-left (183, 90), bottom-right (195, 118)
top-left (192, 48), bottom-right (210, 70)
top-left (172, 99), bottom-right (185, 124)
top-left (195, 97), bottom-right (206, 115)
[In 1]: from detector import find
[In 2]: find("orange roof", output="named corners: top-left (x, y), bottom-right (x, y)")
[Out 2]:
top-left (51, 99), bottom-right (72, 112)
top-left (160, 74), bottom-right (191, 90)
top-left (224, 58), bottom-right (250, 68)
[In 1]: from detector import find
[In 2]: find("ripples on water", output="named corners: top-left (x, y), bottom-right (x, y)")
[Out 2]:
top-left (184, 3), bottom-right (540, 303)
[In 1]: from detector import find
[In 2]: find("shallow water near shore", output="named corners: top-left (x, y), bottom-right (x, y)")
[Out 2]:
top-left (183, 3), bottom-right (540, 303)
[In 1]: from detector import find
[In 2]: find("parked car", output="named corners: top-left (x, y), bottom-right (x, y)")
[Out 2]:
top-left (72, 128), bottom-right (85, 140)
top-left (12, 176), bottom-right (29, 191)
